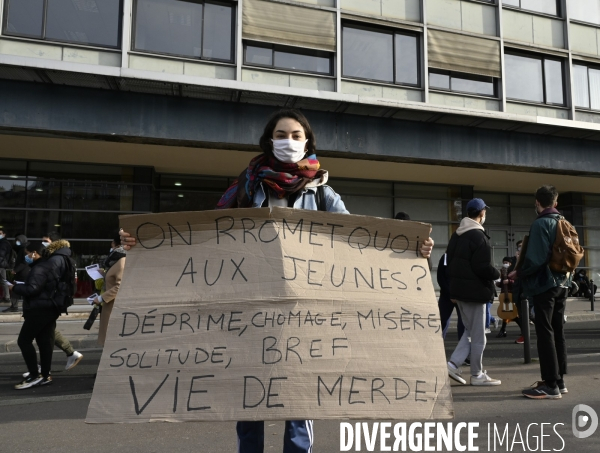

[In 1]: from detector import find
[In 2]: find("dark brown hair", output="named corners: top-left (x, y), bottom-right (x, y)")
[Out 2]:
top-left (535, 185), bottom-right (558, 208)
top-left (259, 109), bottom-right (317, 156)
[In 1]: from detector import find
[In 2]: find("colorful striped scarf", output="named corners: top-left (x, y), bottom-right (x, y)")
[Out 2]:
top-left (216, 153), bottom-right (322, 209)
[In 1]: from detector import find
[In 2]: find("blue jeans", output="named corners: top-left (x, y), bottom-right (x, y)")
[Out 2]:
top-left (485, 302), bottom-right (496, 328)
top-left (237, 420), bottom-right (313, 453)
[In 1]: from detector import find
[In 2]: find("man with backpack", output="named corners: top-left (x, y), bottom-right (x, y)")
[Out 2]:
top-left (12, 239), bottom-right (76, 389)
top-left (510, 185), bottom-right (584, 399)
top-left (0, 228), bottom-right (14, 303)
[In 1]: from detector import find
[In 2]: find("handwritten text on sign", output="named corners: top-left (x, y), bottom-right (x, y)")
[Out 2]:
top-left (86, 208), bottom-right (453, 423)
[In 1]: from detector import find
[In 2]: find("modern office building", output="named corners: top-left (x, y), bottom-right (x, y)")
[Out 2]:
top-left (1, 0), bottom-right (599, 288)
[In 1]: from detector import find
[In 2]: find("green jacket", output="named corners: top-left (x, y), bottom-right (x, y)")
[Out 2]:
top-left (519, 210), bottom-right (571, 297)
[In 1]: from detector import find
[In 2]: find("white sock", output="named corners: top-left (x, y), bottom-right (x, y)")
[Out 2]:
top-left (448, 361), bottom-right (458, 370)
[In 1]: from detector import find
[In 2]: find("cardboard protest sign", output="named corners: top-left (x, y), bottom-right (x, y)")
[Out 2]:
top-left (86, 208), bottom-right (454, 423)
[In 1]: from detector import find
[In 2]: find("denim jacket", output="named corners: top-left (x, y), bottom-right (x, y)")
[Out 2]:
top-left (251, 172), bottom-right (349, 213)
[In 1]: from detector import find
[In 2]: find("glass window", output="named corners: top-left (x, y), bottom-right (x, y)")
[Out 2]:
top-left (394, 33), bottom-right (419, 86)
top-left (569, 0), bottom-right (600, 25)
top-left (45, 0), bottom-right (122, 47)
top-left (430, 71), bottom-right (495, 97)
top-left (0, 211), bottom-right (26, 237)
top-left (504, 0), bottom-right (559, 16)
top-left (246, 45), bottom-right (273, 66)
top-left (505, 53), bottom-right (564, 105)
top-left (0, 179), bottom-right (27, 208)
top-left (343, 25), bottom-right (420, 86)
top-left (274, 50), bottom-right (331, 74)
top-left (572, 64), bottom-right (600, 111)
top-left (544, 59), bottom-right (564, 105)
top-left (3, 0), bottom-right (122, 47)
top-left (134, 0), bottom-right (234, 62)
top-left (4, 0), bottom-right (44, 38)
top-left (429, 73), bottom-right (449, 90)
top-left (202, 2), bottom-right (233, 61)
top-left (590, 69), bottom-right (600, 111)
top-left (244, 43), bottom-right (333, 75)
top-left (573, 64), bottom-right (590, 109)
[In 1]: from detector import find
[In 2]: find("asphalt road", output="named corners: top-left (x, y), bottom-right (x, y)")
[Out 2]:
top-left (0, 321), bottom-right (598, 452)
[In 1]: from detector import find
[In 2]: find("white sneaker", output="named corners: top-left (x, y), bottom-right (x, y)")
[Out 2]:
top-left (23, 364), bottom-right (41, 378)
top-left (484, 328), bottom-right (492, 334)
top-left (448, 362), bottom-right (466, 385)
top-left (65, 351), bottom-right (83, 371)
top-left (471, 371), bottom-right (501, 386)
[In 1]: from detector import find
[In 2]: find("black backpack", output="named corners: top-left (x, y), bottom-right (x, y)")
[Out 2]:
top-left (52, 256), bottom-right (77, 314)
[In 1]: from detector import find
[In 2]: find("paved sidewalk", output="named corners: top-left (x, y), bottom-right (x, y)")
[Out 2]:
top-left (0, 298), bottom-right (598, 353)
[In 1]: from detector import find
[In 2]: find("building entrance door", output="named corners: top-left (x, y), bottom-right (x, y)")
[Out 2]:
top-left (488, 227), bottom-right (529, 267)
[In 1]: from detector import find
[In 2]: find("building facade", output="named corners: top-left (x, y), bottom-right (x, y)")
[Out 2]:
top-left (1, 0), bottom-right (599, 289)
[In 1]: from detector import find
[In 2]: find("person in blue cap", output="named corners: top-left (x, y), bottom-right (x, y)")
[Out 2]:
top-left (445, 198), bottom-right (501, 386)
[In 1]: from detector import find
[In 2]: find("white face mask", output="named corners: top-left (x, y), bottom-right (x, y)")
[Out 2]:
top-left (0, 234), bottom-right (4, 240)
top-left (480, 215), bottom-right (486, 225)
top-left (271, 139), bottom-right (308, 163)
top-left (42, 241), bottom-right (50, 247)
top-left (16, 241), bottom-right (21, 246)
top-left (503, 263), bottom-right (510, 268)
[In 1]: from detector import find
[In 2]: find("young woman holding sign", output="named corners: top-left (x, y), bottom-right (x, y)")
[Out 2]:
top-left (121, 109), bottom-right (434, 453)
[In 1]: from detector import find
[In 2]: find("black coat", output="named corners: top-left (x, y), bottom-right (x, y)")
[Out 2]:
top-left (436, 253), bottom-right (450, 297)
top-left (447, 228), bottom-right (500, 303)
top-left (13, 248), bottom-right (71, 313)
top-left (0, 237), bottom-right (12, 269)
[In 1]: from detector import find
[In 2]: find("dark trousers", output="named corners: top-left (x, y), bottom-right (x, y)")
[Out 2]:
top-left (236, 420), bottom-right (313, 453)
top-left (532, 286), bottom-right (568, 384)
top-left (17, 313), bottom-right (58, 378)
top-left (439, 294), bottom-right (465, 341)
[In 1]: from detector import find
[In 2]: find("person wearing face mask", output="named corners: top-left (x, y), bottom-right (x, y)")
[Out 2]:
top-left (37, 233), bottom-right (83, 372)
top-left (6, 234), bottom-right (30, 312)
top-left (445, 198), bottom-right (501, 387)
top-left (120, 108), bottom-right (436, 453)
top-left (509, 185), bottom-right (571, 399)
top-left (92, 234), bottom-right (126, 346)
top-left (0, 228), bottom-right (13, 303)
top-left (12, 241), bottom-right (71, 389)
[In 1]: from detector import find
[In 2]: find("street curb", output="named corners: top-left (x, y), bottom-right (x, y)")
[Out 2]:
top-left (1, 336), bottom-right (98, 353)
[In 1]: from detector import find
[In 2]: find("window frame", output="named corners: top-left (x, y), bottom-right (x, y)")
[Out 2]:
top-left (132, 0), bottom-right (236, 64)
top-left (2, 0), bottom-right (124, 50)
top-left (504, 51), bottom-right (567, 107)
top-left (243, 41), bottom-right (334, 77)
top-left (428, 69), bottom-right (498, 98)
top-left (573, 62), bottom-right (600, 112)
top-left (341, 22), bottom-right (421, 88)
top-left (502, 0), bottom-right (561, 19)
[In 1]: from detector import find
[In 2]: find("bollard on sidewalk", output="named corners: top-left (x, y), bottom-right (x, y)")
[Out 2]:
top-left (591, 279), bottom-right (595, 312)
top-left (521, 297), bottom-right (531, 364)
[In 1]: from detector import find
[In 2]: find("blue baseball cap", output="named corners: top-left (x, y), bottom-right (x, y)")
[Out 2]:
top-left (466, 198), bottom-right (489, 211)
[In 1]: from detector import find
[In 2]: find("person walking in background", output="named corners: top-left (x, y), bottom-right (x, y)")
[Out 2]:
top-left (0, 228), bottom-right (13, 304)
top-left (511, 185), bottom-right (573, 399)
top-left (93, 234), bottom-right (126, 346)
top-left (41, 233), bottom-right (83, 371)
top-left (12, 241), bottom-right (71, 389)
top-left (446, 198), bottom-right (501, 387)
